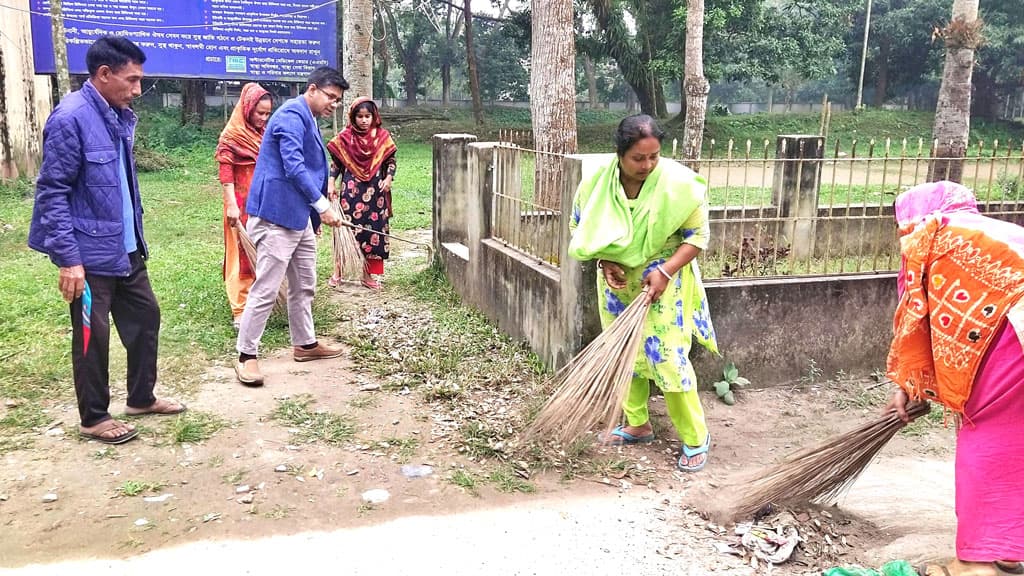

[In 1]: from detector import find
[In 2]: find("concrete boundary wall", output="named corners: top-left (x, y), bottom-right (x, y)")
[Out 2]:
top-left (432, 134), bottom-right (899, 386)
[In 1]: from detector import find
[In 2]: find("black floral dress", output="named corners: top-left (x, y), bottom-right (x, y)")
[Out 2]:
top-left (338, 155), bottom-right (397, 266)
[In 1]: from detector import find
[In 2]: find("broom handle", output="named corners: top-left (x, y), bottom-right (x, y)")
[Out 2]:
top-left (340, 221), bottom-right (432, 250)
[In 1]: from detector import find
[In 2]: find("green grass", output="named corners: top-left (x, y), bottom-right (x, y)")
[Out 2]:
top-left (380, 436), bottom-right (419, 464)
top-left (487, 466), bottom-right (536, 494)
top-left (271, 394), bottom-right (356, 446)
top-left (221, 469), bottom-right (248, 485)
top-left (164, 410), bottom-right (229, 444)
top-left (448, 469), bottom-right (480, 496)
top-left (116, 480), bottom-right (166, 497)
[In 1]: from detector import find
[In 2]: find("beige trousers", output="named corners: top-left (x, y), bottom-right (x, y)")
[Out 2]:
top-left (235, 217), bottom-right (317, 356)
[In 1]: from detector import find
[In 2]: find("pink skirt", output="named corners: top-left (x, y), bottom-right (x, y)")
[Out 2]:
top-left (956, 320), bottom-right (1024, 561)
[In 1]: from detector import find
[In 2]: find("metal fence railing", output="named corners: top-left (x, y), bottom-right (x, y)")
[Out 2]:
top-left (485, 134), bottom-right (1024, 280)
top-left (491, 141), bottom-right (563, 266)
top-left (679, 138), bottom-right (1024, 279)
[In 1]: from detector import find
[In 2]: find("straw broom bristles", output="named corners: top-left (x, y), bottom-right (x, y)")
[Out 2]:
top-left (728, 401), bottom-right (931, 520)
top-left (331, 197), bottom-right (365, 282)
top-left (234, 222), bottom-right (288, 310)
top-left (524, 290), bottom-right (651, 446)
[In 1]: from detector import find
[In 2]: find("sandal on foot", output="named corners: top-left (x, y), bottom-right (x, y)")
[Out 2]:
top-left (361, 278), bottom-right (381, 290)
top-left (598, 425), bottom-right (655, 446)
top-left (79, 419), bottom-right (138, 445)
top-left (996, 562), bottom-right (1024, 575)
top-left (124, 398), bottom-right (187, 417)
top-left (916, 560), bottom-right (1022, 576)
top-left (677, 433), bottom-right (711, 472)
top-left (327, 276), bottom-right (341, 288)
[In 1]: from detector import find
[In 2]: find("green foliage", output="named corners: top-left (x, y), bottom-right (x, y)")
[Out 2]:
top-left (116, 480), bottom-right (166, 497)
top-left (712, 361), bottom-right (750, 405)
top-left (271, 395), bottom-right (356, 446)
top-left (168, 411), bottom-right (228, 444)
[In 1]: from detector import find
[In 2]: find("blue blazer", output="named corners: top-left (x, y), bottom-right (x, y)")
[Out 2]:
top-left (246, 96), bottom-right (328, 230)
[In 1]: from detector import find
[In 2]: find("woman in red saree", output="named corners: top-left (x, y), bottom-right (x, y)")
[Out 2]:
top-left (215, 83), bottom-right (272, 328)
top-left (326, 97), bottom-right (397, 289)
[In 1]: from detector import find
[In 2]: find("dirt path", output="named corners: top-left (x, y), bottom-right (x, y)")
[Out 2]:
top-left (0, 252), bottom-right (959, 574)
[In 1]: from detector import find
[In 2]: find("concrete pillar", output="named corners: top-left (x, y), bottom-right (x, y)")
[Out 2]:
top-left (558, 155), bottom-right (601, 368)
top-left (463, 142), bottom-right (496, 306)
top-left (772, 134), bottom-right (823, 261)
top-left (431, 134), bottom-right (478, 254)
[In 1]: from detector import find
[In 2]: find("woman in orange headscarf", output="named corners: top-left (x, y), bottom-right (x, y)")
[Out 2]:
top-left (326, 97), bottom-right (398, 289)
top-left (885, 181), bottom-right (1024, 576)
top-left (215, 82), bottom-right (272, 328)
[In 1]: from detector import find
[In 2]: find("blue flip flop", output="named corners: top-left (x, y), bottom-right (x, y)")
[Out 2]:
top-left (677, 433), bottom-right (711, 472)
top-left (599, 425), bottom-right (656, 446)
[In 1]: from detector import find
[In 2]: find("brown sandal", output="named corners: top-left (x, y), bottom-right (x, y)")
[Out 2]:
top-left (79, 419), bottom-right (138, 445)
top-left (917, 560), bottom-right (1024, 576)
top-left (124, 398), bottom-right (187, 416)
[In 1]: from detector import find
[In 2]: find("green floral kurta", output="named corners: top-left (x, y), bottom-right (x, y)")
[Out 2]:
top-left (574, 196), bottom-right (719, 393)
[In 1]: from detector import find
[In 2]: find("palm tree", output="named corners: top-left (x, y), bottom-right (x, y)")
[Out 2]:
top-left (682, 0), bottom-right (709, 166)
top-left (929, 0), bottom-right (981, 183)
top-left (343, 0), bottom-right (374, 118)
top-left (529, 0), bottom-right (578, 209)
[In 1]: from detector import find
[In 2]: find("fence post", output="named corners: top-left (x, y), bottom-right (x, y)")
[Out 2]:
top-left (463, 142), bottom-right (496, 306)
top-left (431, 134), bottom-right (478, 257)
top-left (772, 134), bottom-right (824, 262)
top-left (557, 155), bottom-right (601, 368)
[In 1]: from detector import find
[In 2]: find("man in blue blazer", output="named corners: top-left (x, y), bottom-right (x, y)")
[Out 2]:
top-left (235, 67), bottom-right (348, 386)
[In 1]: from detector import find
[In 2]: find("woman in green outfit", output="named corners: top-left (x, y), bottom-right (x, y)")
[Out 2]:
top-left (569, 114), bottom-right (718, 472)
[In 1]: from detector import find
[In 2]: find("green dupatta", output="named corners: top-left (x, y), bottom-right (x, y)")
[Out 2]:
top-left (568, 155), bottom-right (706, 267)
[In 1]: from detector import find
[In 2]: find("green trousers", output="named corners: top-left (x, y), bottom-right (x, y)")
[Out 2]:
top-left (623, 376), bottom-right (708, 447)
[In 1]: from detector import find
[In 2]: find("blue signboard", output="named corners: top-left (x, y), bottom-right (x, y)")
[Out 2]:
top-left (29, 0), bottom-right (337, 81)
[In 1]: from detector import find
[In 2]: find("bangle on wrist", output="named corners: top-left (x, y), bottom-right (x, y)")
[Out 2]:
top-left (656, 264), bottom-right (673, 280)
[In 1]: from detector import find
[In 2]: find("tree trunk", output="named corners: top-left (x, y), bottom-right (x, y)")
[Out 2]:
top-left (441, 8), bottom-right (464, 107)
top-left (403, 56), bottom-right (418, 107)
top-left (655, 81), bottom-right (668, 118)
top-left (382, 4), bottom-right (416, 107)
top-left (873, 39), bottom-right (890, 107)
top-left (376, 37), bottom-right (390, 106)
top-left (441, 61), bottom-right (452, 106)
top-left (464, 0), bottom-right (484, 125)
top-left (343, 0), bottom-right (374, 117)
top-left (584, 0), bottom-right (658, 116)
top-left (929, 0), bottom-right (980, 183)
top-left (626, 88), bottom-right (638, 112)
top-left (530, 0), bottom-right (577, 209)
top-left (49, 0), bottom-right (71, 99)
top-left (181, 80), bottom-right (206, 126)
top-left (678, 76), bottom-right (687, 121)
top-left (682, 0), bottom-right (709, 167)
top-left (971, 68), bottom-right (999, 121)
top-left (583, 55), bottom-right (599, 109)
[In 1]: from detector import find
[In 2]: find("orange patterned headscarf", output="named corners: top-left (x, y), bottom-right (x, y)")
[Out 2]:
top-left (326, 97), bottom-right (397, 182)
top-left (215, 82), bottom-right (271, 166)
top-left (888, 181), bottom-right (1024, 413)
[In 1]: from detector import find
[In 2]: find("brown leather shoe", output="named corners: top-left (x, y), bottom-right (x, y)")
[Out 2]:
top-left (293, 342), bottom-right (343, 362)
top-left (235, 359), bottom-right (264, 387)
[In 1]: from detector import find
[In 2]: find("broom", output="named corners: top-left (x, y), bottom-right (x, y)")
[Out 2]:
top-left (330, 197), bottom-right (365, 283)
top-left (524, 289), bottom-right (651, 446)
top-left (729, 400), bottom-right (931, 520)
top-left (234, 222), bottom-right (288, 310)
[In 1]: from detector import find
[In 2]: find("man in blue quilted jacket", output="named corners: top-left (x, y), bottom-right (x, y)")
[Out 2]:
top-left (234, 67), bottom-right (347, 387)
top-left (28, 36), bottom-right (185, 445)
